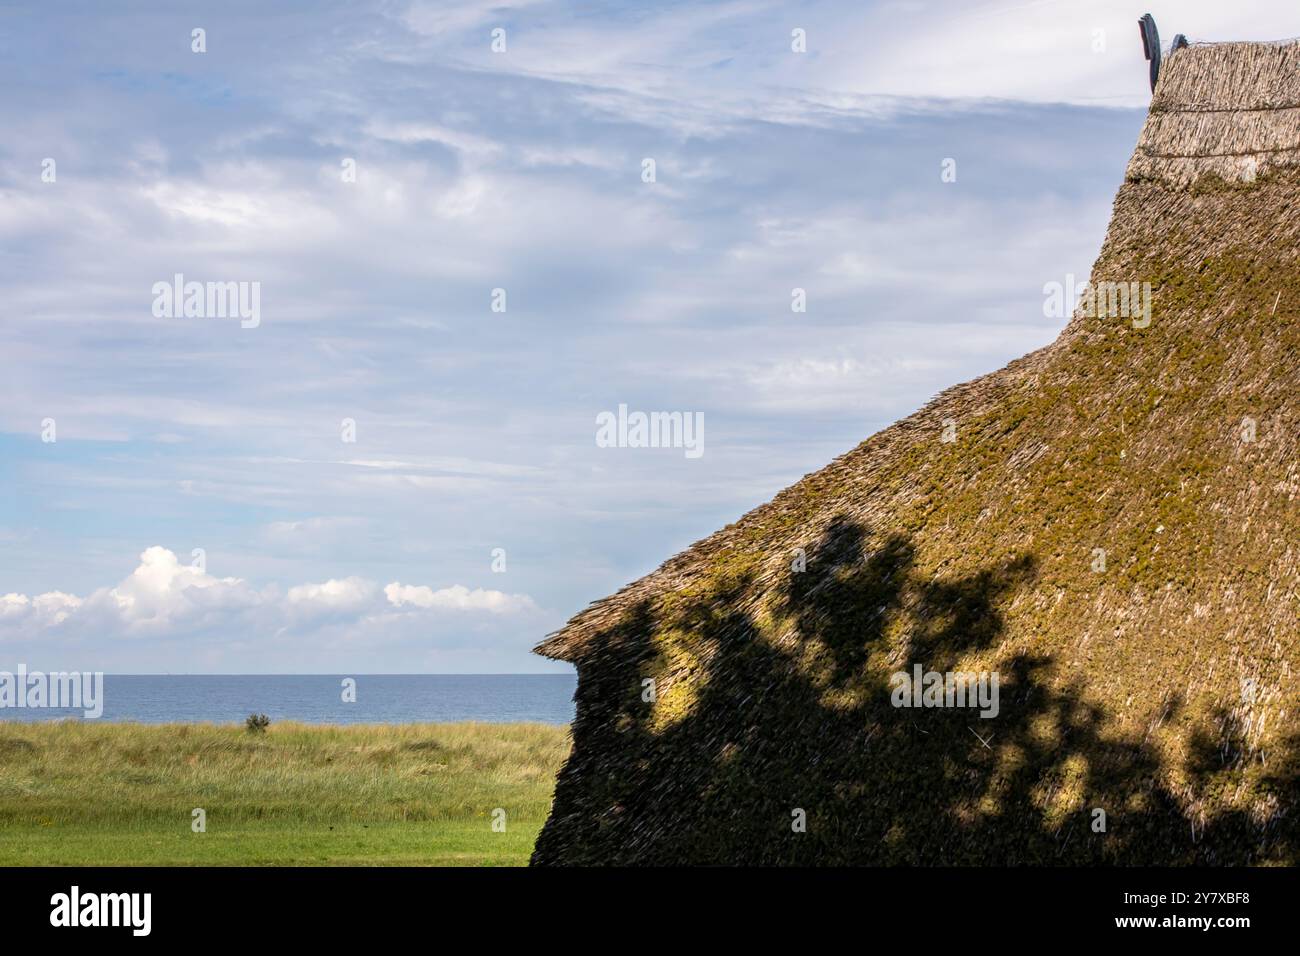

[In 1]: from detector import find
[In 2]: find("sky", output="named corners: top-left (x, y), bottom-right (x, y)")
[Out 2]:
top-left (0, 0), bottom-right (1291, 673)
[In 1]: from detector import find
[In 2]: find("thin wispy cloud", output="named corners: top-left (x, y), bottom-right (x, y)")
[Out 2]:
top-left (0, 0), bottom-right (1209, 670)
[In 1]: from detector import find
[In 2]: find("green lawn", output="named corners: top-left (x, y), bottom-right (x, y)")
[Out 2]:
top-left (0, 721), bottom-right (570, 865)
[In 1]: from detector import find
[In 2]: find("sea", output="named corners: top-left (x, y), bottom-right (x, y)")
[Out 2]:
top-left (0, 674), bottom-right (577, 725)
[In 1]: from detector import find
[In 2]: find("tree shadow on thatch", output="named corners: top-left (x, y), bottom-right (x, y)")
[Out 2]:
top-left (532, 515), bottom-right (1297, 865)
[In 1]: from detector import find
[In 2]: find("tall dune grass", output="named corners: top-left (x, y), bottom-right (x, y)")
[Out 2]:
top-left (0, 721), bottom-right (570, 865)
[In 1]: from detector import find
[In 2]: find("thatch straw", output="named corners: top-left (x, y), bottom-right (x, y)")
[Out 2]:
top-left (1129, 41), bottom-right (1300, 187)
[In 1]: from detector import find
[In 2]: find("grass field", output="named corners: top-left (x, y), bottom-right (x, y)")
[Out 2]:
top-left (0, 721), bottom-right (570, 865)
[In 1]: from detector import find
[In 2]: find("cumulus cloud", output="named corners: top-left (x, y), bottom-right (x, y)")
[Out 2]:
top-left (0, 548), bottom-right (541, 648)
top-left (1, 591), bottom-right (83, 628)
top-left (287, 577), bottom-right (380, 614)
top-left (384, 582), bottom-right (537, 614)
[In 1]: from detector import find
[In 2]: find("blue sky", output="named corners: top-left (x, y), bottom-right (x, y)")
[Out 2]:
top-left (0, 1), bottom-right (1288, 672)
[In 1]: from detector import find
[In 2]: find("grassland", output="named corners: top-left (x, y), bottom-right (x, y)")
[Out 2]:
top-left (0, 721), bottom-right (570, 865)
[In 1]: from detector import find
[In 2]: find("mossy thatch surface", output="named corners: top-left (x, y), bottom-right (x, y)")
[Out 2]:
top-left (532, 40), bottom-right (1299, 865)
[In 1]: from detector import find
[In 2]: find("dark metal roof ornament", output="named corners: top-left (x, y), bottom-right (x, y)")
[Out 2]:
top-left (1138, 14), bottom-right (1162, 92)
top-left (1139, 14), bottom-right (1189, 94)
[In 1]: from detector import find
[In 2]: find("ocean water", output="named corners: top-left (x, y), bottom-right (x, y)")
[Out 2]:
top-left (0, 674), bottom-right (577, 725)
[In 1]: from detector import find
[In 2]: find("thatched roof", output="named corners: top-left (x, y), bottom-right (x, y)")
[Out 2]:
top-left (532, 40), bottom-right (1300, 865)
top-left (1129, 41), bottom-right (1300, 188)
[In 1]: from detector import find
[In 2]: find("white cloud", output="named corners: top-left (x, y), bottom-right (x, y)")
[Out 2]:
top-left (1, 592), bottom-right (84, 628)
top-left (396, 0), bottom-right (1298, 113)
top-left (827, 0), bottom-right (1300, 107)
top-left (287, 576), bottom-right (379, 613)
top-left (263, 515), bottom-right (365, 537)
top-left (0, 548), bottom-right (542, 648)
top-left (384, 582), bottom-right (537, 614)
top-left (364, 120), bottom-right (502, 161)
top-left (401, 0), bottom-right (550, 39)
